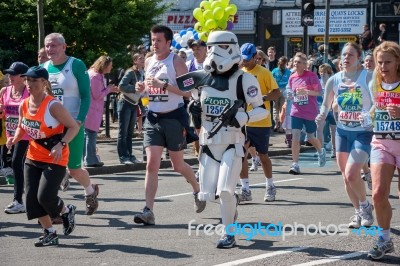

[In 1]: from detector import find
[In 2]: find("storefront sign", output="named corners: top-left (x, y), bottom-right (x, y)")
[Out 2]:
top-left (375, 2), bottom-right (400, 17)
top-left (282, 8), bottom-right (366, 36)
top-left (314, 36), bottom-right (357, 43)
top-left (290, 37), bottom-right (302, 42)
top-left (160, 11), bottom-right (254, 32)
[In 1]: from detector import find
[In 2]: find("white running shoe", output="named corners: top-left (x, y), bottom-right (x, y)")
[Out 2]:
top-left (238, 188), bottom-right (252, 202)
top-left (264, 185), bottom-right (276, 202)
top-left (348, 210), bottom-right (361, 228)
top-left (368, 236), bottom-right (395, 260)
top-left (5, 201), bottom-right (25, 214)
top-left (360, 203), bottom-right (374, 227)
top-left (249, 159), bottom-right (258, 171)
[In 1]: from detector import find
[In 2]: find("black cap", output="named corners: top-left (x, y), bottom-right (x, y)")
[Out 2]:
top-left (21, 66), bottom-right (49, 80)
top-left (188, 39), bottom-right (206, 48)
top-left (4, 62), bottom-right (29, 75)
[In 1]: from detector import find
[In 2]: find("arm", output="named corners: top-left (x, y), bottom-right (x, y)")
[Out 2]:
top-left (72, 59), bottom-right (91, 123)
top-left (118, 70), bottom-right (137, 93)
top-left (147, 55), bottom-right (191, 98)
top-left (49, 101), bottom-right (80, 162)
top-left (262, 70), bottom-right (281, 101)
top-left (317, 76), bottom-right (335, 120)
top-left (90, 73), bottom-right (110, 100)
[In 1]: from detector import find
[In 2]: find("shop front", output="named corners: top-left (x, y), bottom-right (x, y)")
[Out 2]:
top-left (281, 8), bottom-right (367, 59)
top-left (373, 1), bottom-right (400, 43)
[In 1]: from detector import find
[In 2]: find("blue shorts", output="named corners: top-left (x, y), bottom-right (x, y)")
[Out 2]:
top-left (245, 127), bottom-right (271, 154)
top-left (335, 128), bottom-right (373, 154)
top-left (291, 116), bottom-right (317, 133)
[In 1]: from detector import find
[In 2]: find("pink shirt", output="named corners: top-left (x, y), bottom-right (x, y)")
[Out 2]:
top-left (288, 70), bottom-right (322, 120)
top-left (2, 86), bottom-right (30, 139)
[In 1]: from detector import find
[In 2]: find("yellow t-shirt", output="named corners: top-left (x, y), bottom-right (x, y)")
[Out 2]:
top-left (242, 64), bottom-right (278, 127)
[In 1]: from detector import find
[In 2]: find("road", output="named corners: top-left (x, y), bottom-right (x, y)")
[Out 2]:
top-left (1, 151), bottom-right (399, 265)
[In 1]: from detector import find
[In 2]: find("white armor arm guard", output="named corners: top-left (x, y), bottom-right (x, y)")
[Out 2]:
top-left (239, 73), bottom-right (269, 124)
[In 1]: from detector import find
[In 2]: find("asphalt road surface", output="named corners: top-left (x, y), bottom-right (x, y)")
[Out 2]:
top-left (1, 151), bottom-right (399, 265)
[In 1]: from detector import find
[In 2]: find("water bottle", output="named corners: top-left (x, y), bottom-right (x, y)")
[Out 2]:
top-left (361, 109), bottom-right (372, 128)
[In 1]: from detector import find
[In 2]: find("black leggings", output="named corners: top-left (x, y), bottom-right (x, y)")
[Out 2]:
top-left (12, 140), bottom-right (29, 204)
top-left (24, 159), bottom-right (66, 220)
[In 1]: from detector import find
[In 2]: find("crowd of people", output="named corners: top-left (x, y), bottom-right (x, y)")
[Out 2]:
top-left (0, 24), bottom-right (399, 260)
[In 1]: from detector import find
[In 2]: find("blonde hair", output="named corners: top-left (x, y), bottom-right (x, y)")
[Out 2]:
top-left (44, 80), bottom-right (53, 96)
top-left (131, 53), bottom-right (143, 71)
top-left (319, 63), bottom-right (333, 75)
top-left (372, 41), bottom-right (400, 99)
top-left (294, 52), bottom-right (307, 63)
top-left (90, 55), bottom-right (112, 74)
top-left (256, 49), bottom-right (268, 65)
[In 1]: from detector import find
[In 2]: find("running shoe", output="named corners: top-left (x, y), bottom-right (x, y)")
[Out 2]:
top-left (367, 236), bottom-right (394, 260)
top-left (360, 203), bottom-right (374, 227)
top-left (330, 150), bottom-right (336, 159)
top-left (348, 210), bottom-right (361, 228)
top-left (34, 229), bottom-right (59, 247)
top-left (249, 159), bottom-right (258, 171)
top-left (134, 206), bottom-right (155, 225)
top-left (61, 204), bottom-right (76, 235)
top-left (216, 234), bottom-right (236, 249)
top-left (85, 184), bottom-right (99, 215)
top-left (194, 192), bottom-right (206, 213)
top-left (4, 200), bottom-right (25, 214)
top-left (289, 163), bottom-right (301, 175)
top-left (59, 173), bottom-right (70, 192)
top-left (362, 172), bottom-right (372, 190)
top-left (195, 170), bottom-right (200, 183)
top-left (238, 188), bottom-right (252, 202)
top-left (318, 148), bottom-right (326, 167)
top-left (264, 185), bottom-right (277, 202)
top-left (0, 167), bottom-right (14, 177)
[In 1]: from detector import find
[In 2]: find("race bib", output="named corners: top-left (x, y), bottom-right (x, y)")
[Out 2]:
top-left (5, 116), bottom-right (19, 136)
top-left (338, 110), bottom-right (361, 123)
top-left (52, 87), bottom-right (64, 103)
top-left (148, 79), bottom-right (169, 102)
top-left (203, 97), bottom-right (230, 119)
top-left (293, 94), bottom-right (308, 106)
top-left (374, 110), bottom-right (400, 133)
top-left (21, 118), bottom-right (44, 139)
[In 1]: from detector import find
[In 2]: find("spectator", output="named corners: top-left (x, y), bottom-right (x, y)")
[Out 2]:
top-left (267, 47), bottom-right (277, 71)
top-left (1, 62), bottom-right (29, 214)
top-left (84, 55), bottom-right (119, 167)
top-left (117, 53), bottom-right (145, 164)
top-left (363, 53), bottom-right (375, 72)
top-left (378, 23), bottom-right (387, 44)
top-left (177, 50), bottom-right (187, 62)
top-left (38, 48), bottom-right (49, 64)
top-left (272, 56), bottom-right (291, 133)
top-left (6, 66), bottom-right (80, 246)
top-left (43, 32), bottom-right (99, 216)
top-left (133, 25), bottom-right (205, 226)
top-left (255, 49), bottom-right (269, 68)
top-left (360, 24), bottom-right (374, 56)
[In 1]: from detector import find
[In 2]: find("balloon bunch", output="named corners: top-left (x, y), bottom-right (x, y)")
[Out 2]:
top-left (193, 0), bottom-right (237, 42)
top-left (171, 28), bottom-right (199, 50)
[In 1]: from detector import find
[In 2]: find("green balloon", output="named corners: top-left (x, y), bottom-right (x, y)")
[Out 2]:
top-left (194, 22), bottom-right (205, 32)
top-left (203, 9), bottom-right (213, 21)
top-left (199, 32), bottom-right (209, 42)
top-left (220, 0), bottom-right (230, 8)
top-left (193, 8), bottom-right (204, 22)
top-left (213, 7), bottom-right (224, 21)
top-left (216, 19), bottom-right (227, 30)
top-left (200, 1), bottom-right (211, 12)
top-left (205, 19), bottom-right (217, 31)
top-left (225, 4), bottom-right (237, 16)
top-left (211, 1), bottom-right (222, 9)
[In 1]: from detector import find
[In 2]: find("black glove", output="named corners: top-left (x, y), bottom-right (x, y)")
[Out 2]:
top-left (229, 117), bottom-right (241, 128)
top-left (188, 100), bottom-right (202, 116)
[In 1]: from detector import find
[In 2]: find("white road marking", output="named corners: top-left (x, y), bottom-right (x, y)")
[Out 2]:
top-left (155, 178), bottom-right (303, 199)
top-left (213, 247), bottom-right (307, 266)
top-left (290, 251), bottom-right (366, 266)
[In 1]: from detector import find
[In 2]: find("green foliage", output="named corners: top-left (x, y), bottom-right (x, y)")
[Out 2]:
top-left (0, 0), bottom-right (167, 70)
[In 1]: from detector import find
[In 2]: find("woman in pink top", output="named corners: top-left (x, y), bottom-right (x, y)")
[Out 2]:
top-left (287, 52), bottom-right (325, 175)
top-left (1, 62), bottom-right (30, 214)
top-left (84, 56), bottom-right (118, 167)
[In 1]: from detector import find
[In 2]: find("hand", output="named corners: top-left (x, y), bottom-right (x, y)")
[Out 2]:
top-left (296, 87), bottom-right (308, 96)
top-left (135, 81), bottom-right (145, 93)
top-left (188, 100), bottom-right (202, 116)
top-left (50, 142), bottom-right (63, 163)
top-left (146, 76), bottom-right (162, 89)
top-left (108, 84), bottom-right (119, 93)
top-left (6, 137), bottom-right (14, 150)
top-left (387, 104), bottom-right (400, 119)
top-left (315, 114), bottom-right (325, 127)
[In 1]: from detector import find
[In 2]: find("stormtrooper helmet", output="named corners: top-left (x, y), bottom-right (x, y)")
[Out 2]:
top-left (203, 31), bottom-right (242, 73)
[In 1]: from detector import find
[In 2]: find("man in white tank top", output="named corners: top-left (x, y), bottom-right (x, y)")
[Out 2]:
top-left (133, 25), bottom-right (206, 226)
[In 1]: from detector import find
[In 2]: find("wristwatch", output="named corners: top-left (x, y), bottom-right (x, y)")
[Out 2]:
top-left (162, 81), bottom-right (169, 90)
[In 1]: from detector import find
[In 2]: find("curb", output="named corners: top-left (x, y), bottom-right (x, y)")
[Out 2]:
top-left (86, 143), bottom-right (314, 176)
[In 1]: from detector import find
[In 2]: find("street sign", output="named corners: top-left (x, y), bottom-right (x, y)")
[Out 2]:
top-left (302, 14), bottom-right (314, 26)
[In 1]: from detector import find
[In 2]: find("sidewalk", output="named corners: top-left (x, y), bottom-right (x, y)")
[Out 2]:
top-left (87, 121), bottom-right (314, 176)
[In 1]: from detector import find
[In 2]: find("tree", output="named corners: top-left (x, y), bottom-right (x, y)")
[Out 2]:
top-left (0, 0), bottom-right (168, 69)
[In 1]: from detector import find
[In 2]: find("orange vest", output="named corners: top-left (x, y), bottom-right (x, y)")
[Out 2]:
top-left (21, 95), bottom-right (69, 166)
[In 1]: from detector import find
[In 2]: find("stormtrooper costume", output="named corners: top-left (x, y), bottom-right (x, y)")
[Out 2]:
top-left (177, 31), bottom-right (268, 248)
